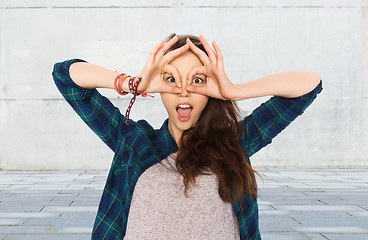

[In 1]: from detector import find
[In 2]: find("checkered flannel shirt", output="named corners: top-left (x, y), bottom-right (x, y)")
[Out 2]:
top-left (52, 58), bottom-right (323, 240)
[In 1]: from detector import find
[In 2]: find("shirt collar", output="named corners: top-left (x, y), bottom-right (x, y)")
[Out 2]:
top-left (156, 118), bottom-right (178, 154)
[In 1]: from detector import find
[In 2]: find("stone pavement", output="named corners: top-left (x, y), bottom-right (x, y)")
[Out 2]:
top-left (0, 168), bottom-right (367, 240)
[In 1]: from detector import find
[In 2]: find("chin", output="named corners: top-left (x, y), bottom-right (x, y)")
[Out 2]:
top-left (177, 121), bottom-right (194, 131)
top-left (170, 117), bottom-right (196, 132)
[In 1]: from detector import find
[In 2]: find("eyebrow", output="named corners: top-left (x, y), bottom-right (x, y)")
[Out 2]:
top-left (162, 73), bottom-right (206, 77)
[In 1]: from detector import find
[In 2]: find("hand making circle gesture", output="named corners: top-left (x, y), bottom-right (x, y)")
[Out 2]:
top-left (185, 35), bottom-right (236, 100)
top-left (137, 35), bottom-right (189, 94)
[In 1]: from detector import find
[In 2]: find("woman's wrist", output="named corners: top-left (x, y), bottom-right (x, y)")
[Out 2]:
top-left (120, 76), bottom-right (131, 93)
top-left (227, 82), bottom-right (252, 101)
top-left (222, 81), bottom-right (239, 101)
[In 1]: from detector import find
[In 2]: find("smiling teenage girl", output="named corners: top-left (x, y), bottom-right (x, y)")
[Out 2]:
top-left (52, 33), bottom-right (322, 240)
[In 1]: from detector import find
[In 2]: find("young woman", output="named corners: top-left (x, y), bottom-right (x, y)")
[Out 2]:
top-left (52, 33), bottom-right (322, 240)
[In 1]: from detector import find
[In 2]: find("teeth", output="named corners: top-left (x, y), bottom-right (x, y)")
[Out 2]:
top-left (178, 104), bottom-right (191, 108)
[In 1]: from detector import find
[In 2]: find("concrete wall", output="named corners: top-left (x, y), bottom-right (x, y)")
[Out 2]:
top-left (1, 0), bottom-right (367, 170)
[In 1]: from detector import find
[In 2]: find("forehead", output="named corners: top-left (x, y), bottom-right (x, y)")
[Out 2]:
top-left (168, 51), bottom-right (203, 69)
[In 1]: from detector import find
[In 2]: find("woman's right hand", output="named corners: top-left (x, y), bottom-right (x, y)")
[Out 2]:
top-left (135, 35), bottom-right (190, 94)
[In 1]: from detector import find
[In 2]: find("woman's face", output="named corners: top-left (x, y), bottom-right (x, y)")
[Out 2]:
top-left (160, 51), bottom-right (209, 142)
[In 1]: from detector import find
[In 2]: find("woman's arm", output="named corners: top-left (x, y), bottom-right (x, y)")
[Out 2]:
top-left (239, 79), bottom-right (323, 157)
top-left (69, 62), bottom-right (131, 91)
top-left (52, 38), bottom-right (190, 151)
top-left (231, 71), bottom-right (321, 100)
top-left (52, 59), bottom-right (126, 152)
top-left (185, 36), bottom-right (321, 101)
top-left (69, 37), bottom-right (189, 94)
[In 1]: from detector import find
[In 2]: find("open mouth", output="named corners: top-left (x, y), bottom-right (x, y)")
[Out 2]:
top-left (176, 103), bottom-right (193, 122)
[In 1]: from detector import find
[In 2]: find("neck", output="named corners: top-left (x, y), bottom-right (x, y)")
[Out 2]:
top-left (168, 120), bottom-right (183, 151)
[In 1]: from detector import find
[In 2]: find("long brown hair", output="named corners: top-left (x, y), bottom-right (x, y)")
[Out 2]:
top-left (165, 33), bottom-right (260, 208)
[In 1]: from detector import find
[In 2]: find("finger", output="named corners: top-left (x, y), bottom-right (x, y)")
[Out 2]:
top-left (166, 64), bottom-right (182, 88)
top-left (186, 38), bottom-right (210, 65)
top-left (188, 66), bottom-right (206, 85)
top-left (212, 40), bottom-right (223, 63)
top-left (156, 35), bottom-right (179, 58)
top-left (185, 84), bottom-right (207, 96)
top-left (199, 34), bottom-right (216, 62)
top-left (162, 42), bottom-right (190, 64)
top-left (161, 84), bottom-right (183, 94)
top-left (148, 40), bottom-right (164, 63)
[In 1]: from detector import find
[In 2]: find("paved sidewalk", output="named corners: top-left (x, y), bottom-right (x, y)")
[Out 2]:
top-left (0, 168), bottom-right (367, 240)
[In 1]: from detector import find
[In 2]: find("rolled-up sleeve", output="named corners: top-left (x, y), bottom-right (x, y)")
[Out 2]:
top-left (240, 79), bottom-right (323, 157)
top-left (52, 59), bottom-right (126, 152)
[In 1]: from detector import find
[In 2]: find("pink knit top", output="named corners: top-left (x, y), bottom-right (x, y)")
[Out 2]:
top-left (124, 154), bottom-right (240, 239)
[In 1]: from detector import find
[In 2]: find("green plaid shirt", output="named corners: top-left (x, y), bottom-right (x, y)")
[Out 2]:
top-left (52, 59), bottom-right (323, 240)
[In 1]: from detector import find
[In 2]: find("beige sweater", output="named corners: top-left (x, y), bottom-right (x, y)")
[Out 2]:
top-left (124, 154), bottom-right (240, 240)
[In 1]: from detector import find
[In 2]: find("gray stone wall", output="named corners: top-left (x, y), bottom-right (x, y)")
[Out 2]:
top-left (1, 0), bottom-right (367, 170)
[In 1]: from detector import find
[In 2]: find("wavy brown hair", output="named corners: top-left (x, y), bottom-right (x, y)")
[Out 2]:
top-left (165, 33), bottom-right (260, 209)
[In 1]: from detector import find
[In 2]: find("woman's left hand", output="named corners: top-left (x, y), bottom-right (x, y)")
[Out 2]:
top-left (185, 35), bottom-right (236, 100)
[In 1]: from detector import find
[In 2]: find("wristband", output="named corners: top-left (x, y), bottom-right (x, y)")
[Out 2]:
top-left (114, 73), bottom-right (130, 98)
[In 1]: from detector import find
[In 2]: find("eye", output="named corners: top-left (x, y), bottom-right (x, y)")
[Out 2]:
top-left (192, 77), bottom-right (205, 85)
top-left (165, 76), bottom-right (176, 85)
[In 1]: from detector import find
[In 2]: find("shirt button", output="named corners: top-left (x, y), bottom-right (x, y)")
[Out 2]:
top-left (82, 89), bottom-right (87, 101)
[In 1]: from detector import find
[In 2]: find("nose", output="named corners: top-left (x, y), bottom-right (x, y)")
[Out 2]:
top-left (178, 78), bottom-right (189, 97)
